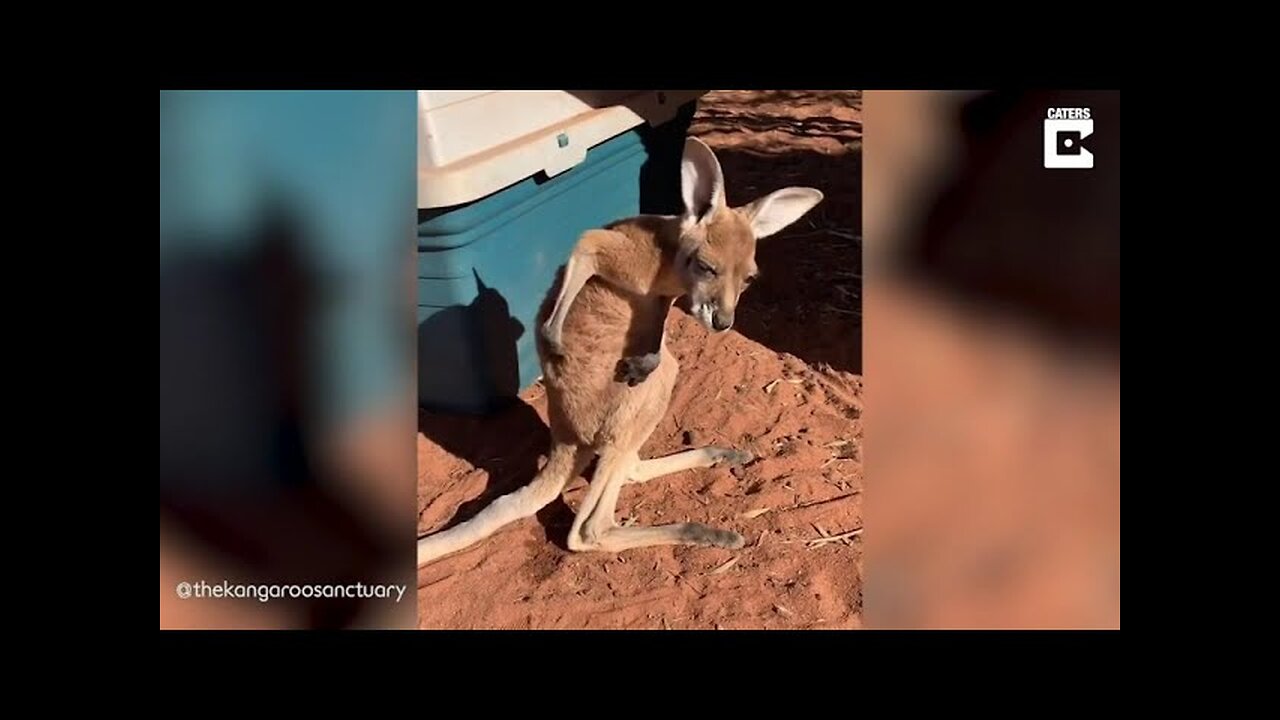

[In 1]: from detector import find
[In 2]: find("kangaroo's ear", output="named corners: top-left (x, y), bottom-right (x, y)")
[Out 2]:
top-left (742, 187), bottom-right (824, 239)
top-left (681, 137), bottom-right (726, 222)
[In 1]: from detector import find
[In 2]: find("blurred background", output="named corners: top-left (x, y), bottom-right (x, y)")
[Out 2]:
top-left (159, 91), bottom-right (418, 629)
top-left (864, 90), bottom-right (1120, 628)
top-left (159, 89), bottom-right (1119, 630)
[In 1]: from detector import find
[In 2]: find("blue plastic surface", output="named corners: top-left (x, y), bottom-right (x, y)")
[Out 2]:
top-left (418, 103), bottom-right (694, 413)
top-left (160, 90), bottom-right (416, 428)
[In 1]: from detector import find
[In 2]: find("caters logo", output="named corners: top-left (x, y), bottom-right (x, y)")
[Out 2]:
top-left (1044, 107), bottom-right (1094, 169)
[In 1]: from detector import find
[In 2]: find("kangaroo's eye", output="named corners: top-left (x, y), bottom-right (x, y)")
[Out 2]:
top-left (695, 259), bottom-right (718, 277)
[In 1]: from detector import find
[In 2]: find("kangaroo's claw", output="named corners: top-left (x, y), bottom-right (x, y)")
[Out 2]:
top-left (616, 353), bottom-right (661, 386)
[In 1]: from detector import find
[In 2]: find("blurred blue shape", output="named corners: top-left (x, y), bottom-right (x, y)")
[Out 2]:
top-left (160, 90), bottom-right (415, 436)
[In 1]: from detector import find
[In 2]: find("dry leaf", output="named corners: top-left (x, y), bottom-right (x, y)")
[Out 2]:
top-left (708, 557), bottom-right (739, 575)
top-left (806, 528), bottom-right (864, 548)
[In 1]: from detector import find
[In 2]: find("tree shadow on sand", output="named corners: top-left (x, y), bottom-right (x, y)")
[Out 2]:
top-left (710, 143), bottom-right (863, 375)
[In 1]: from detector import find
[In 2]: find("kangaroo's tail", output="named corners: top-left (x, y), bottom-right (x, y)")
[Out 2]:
top-left (417, 443), bottom-right (585, 565)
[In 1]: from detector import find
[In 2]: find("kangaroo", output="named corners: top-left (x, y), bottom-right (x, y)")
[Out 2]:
top-left (417, 137), bottom-right (823, 565)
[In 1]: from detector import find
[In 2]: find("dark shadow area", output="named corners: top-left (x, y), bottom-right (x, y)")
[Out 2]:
top-left (417, 399), bottom-right (562, 538)
top-left (563, 90), bottom-right (698, 217)
top-left (637, 100), bottom-right (697, 216)
top-left (417, 264), bottom-right (568, 546)
top-left (159, 212), bottom-right (397, 629)
top-left (714, 144), bottom-right (863, 374)
top-left (678, 90), bottom-right (863, 373)
top-left (902, 90), bottom-right (1121, 351)
top-left (417, 271), bottom-right (524, 414)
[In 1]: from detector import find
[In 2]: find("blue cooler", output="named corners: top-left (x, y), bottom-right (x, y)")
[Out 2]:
top-left (417, 91), bottom-right (702, 413)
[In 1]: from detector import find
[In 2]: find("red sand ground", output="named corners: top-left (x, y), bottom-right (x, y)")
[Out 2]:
top-left (417, 91), bottom-right (863, 629)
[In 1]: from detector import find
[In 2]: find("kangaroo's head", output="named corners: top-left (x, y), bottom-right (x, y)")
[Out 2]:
top-left (676, 137), bottom-right (824, 333)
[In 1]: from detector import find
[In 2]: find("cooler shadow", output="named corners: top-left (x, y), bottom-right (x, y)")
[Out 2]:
top-left (417, 261), bottom-right (671, 551)
top-left (416, 266), bottom-right (580, 549)
top-left (417, 271), bottom-right (525, 413)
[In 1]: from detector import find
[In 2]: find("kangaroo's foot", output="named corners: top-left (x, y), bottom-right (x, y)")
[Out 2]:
top-left (569, 522), bottom-right (745, 553)
top-left (628, 446), bottom-right (753, 484)
top-left (568, 447), bottom-right (746, 553)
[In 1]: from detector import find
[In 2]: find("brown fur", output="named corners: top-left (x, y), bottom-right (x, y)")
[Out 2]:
top-left (417, 138), bottom-right (822, 565)
top-left (536, 206), bottom-right (761, 446)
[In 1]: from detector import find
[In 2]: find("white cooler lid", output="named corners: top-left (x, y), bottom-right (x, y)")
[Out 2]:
top-left (418, 90), bottom-right (706, 209)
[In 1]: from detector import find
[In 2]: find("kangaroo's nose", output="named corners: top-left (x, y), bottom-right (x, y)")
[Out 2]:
top-left (712, 310), bottom-right (733, 332)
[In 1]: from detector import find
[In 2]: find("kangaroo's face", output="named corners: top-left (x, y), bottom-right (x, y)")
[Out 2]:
top-left (681, 208), bottom-right (759, 331)
top-left (677, 137), bottom-right (824, 333)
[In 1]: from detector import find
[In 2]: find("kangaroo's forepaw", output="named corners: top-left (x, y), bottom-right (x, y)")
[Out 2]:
top-left (615, 353), bottom-right (661, 386)
top-left (712, 448), bottom-right (754, 467)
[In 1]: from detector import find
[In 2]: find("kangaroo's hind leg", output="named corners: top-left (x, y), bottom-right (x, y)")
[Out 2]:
top-left (628, 447), bottom-right (754, 485)
top-left (419, 442), bottom-right (592, 564)
top-left (566, 364), bottom-right (745, 554)
top-left (567, 445), bottom-right (745, 552)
